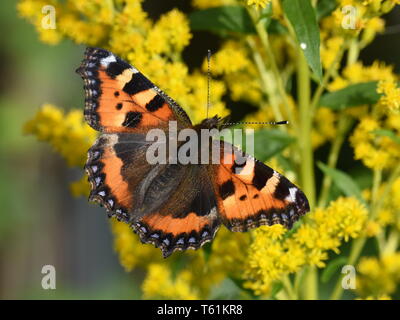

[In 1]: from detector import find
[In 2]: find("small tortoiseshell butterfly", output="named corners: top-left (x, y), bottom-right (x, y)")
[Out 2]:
top-left (76, 47), bottom-right (310, 257)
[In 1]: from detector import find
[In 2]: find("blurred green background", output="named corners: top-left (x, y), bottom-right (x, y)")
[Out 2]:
top-left (1, 0), bottom-right (400, 299)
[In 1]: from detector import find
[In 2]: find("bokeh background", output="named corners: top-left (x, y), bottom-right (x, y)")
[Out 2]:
top-left (1, 0), bottom-right (400, 299)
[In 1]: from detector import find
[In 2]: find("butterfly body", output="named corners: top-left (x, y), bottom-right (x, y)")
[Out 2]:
top-left (77, 47), bottom-right (310, 257)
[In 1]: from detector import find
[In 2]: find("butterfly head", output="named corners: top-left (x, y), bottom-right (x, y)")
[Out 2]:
top-left (197, 115), bottom-right (227, 130)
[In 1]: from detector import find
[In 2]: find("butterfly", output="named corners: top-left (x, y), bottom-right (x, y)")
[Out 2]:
top-left (76, 47), bottom-right (310, 258)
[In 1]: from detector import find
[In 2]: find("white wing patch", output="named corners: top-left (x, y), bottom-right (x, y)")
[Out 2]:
top-left (286, 187), bottom-right (298, 203)
top-left (100, 55), bottom-right (117, 67)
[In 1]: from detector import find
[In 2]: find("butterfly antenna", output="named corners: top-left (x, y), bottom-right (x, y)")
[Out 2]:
top-left (223, 120), bottom-right (289, 126)
top-left (207, 49), bottom-right (211, 119)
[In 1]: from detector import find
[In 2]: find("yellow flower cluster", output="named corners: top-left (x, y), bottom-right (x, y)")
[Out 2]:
top-left (24, 104), bottom-right (98, 195)
top-left (350, 114), bottom-right (400, 170)
top-left (192, 0), bottom-right (236, 9)
top-left (373, 177), bottom-right (400, 229)
top-left (311, 107), bottom-right (337, 149)
top-left (320, 0), bottom-right (393, 70)
top-left (328, 0), bottom-right (388, 34)
top-left (142, 263), bottom-right (199, 300)
top-left (356, 294), bottom-right (392, 300)
top-left (111, 220), bottom-right (163, 272)
top-left (18, 0), bottom-right (109, 45)
top-left (18, 0), bottom-right (229, 125)
top-left (24, 104), bottom-right (97, 167)
top-left (328, 61), bottom-right (396, 91)
top-left (138, 227), bottom-right (250, 299)
top-left (321, 37), bottom-right (344, 71)
top-left (377, 80), bottom-right (400, 114)
top-left (246, 0), bottom-right (271, 10)
top-left (357, 253), bottom-right (400, 297)
top-left (206, 41), bottom-right (262, 104)
top-left (243, 197), bottom-right (368, 296)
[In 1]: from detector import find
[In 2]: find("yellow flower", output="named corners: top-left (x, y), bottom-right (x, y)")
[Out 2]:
top-left (192, 0), bottom-right (236, 9)
top-left (350, 116), bottom-right (400, 169)
top-left (357, 294), bottom-right (392, 300)
top-left (321, 37), bottom-right (344, 70)
top-left (24, 104), bottom-right (97, 167)
top-left (391, 177), bottom-right (400, 208)
top-left (362, 17), bottom-right (385, 44)
top-left (377, 209), bottom-right (395, 226)
top-left (247, 0), bottom-right (271, 9)
top-left (207, 41), bottom-right (251, 76)
top-left (142, 264), bottom-right (199, 300)
top-left (111, 220), bottom-right (162, 272)
top-left (357, 253), bottom-right (400, 297)
top-left (155, 9), bottom-right (192, 53)
top-left (244, 197), bottom-right (367, 295)
top-left (377, 80), bottom-right (400, 113)
top-left (365, 220), bottom-right (382, 237)
top-left (70, 175), bottom-right (91, 198)
top-left (311, 107), bottom-right (337, 149)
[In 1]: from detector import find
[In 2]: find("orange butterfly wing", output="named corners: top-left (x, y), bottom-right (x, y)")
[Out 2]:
top-left (76, 47), bottom-right (191, 133)
top-left (213, 141), bottom-right (309, 232)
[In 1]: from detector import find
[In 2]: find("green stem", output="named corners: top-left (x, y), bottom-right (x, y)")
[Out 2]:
top-left (309, 42), bottom-right (347, 117)
top-left (294, 267), bottom-right (306, 297)
top-left (318, 114), bottom-right (354, 207)
top-left (247, 8), bottom-right (298, 133)
top-left (382, 229), bottom-right (399, 256)
top-left (347, 38), bottom-right (360, 66)
top-left (282, 276), bottom-right (297, 300)
top-left (371, 169), bottom-right (382, 215)
top-left (373, 163), bottom-right (400, 215)
top-left (298, 47), bottom-right (316, 209)
top-left (247, 37), bottom-right (284, 123)
top-left (303, 266), bottom-right (318, 300)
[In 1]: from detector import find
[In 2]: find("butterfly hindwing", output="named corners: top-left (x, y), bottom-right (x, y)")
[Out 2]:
top-left (85, 132), bottom-right (154, 221)
top-left (76, 47), bottom-right (191, 133)
top-left (213, 141), bottom-right (309, 232)
top-left (134, 166), bottom-right (221, 257)
top-left (86, 132), bottom-right (221, 257)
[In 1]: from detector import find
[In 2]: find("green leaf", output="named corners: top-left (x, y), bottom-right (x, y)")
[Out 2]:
top-left (258, 1), bottom-right (273, 28)
top-left (317, 162), bottom-right (365, 204)
top-left (208, 278), bottom-right (243, 300)
top-left (270, 281), bottom-right (284, 300)
top-left (267, 19), bottom-right (288, 34)
top-left (282, 219), bottom-right (302, 239)
top-left (372, 129), bottom-right (400, 145)
top-left (202, 242), bottom-right (213, 263)
top-left (317, 0), bottom-right (337, 20)
top-left (252, 129), bottom-right (295, 161)
top-left (229, 277), bottom-right (260, 299)
top-left (282, 0), bottom-right (322, 81)
top-left (321, 257), bottom-right (348, 283)
top-left (319, 81), bottom-right (381, 110)
top-left (189, 6), bottom-right (255, 34)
